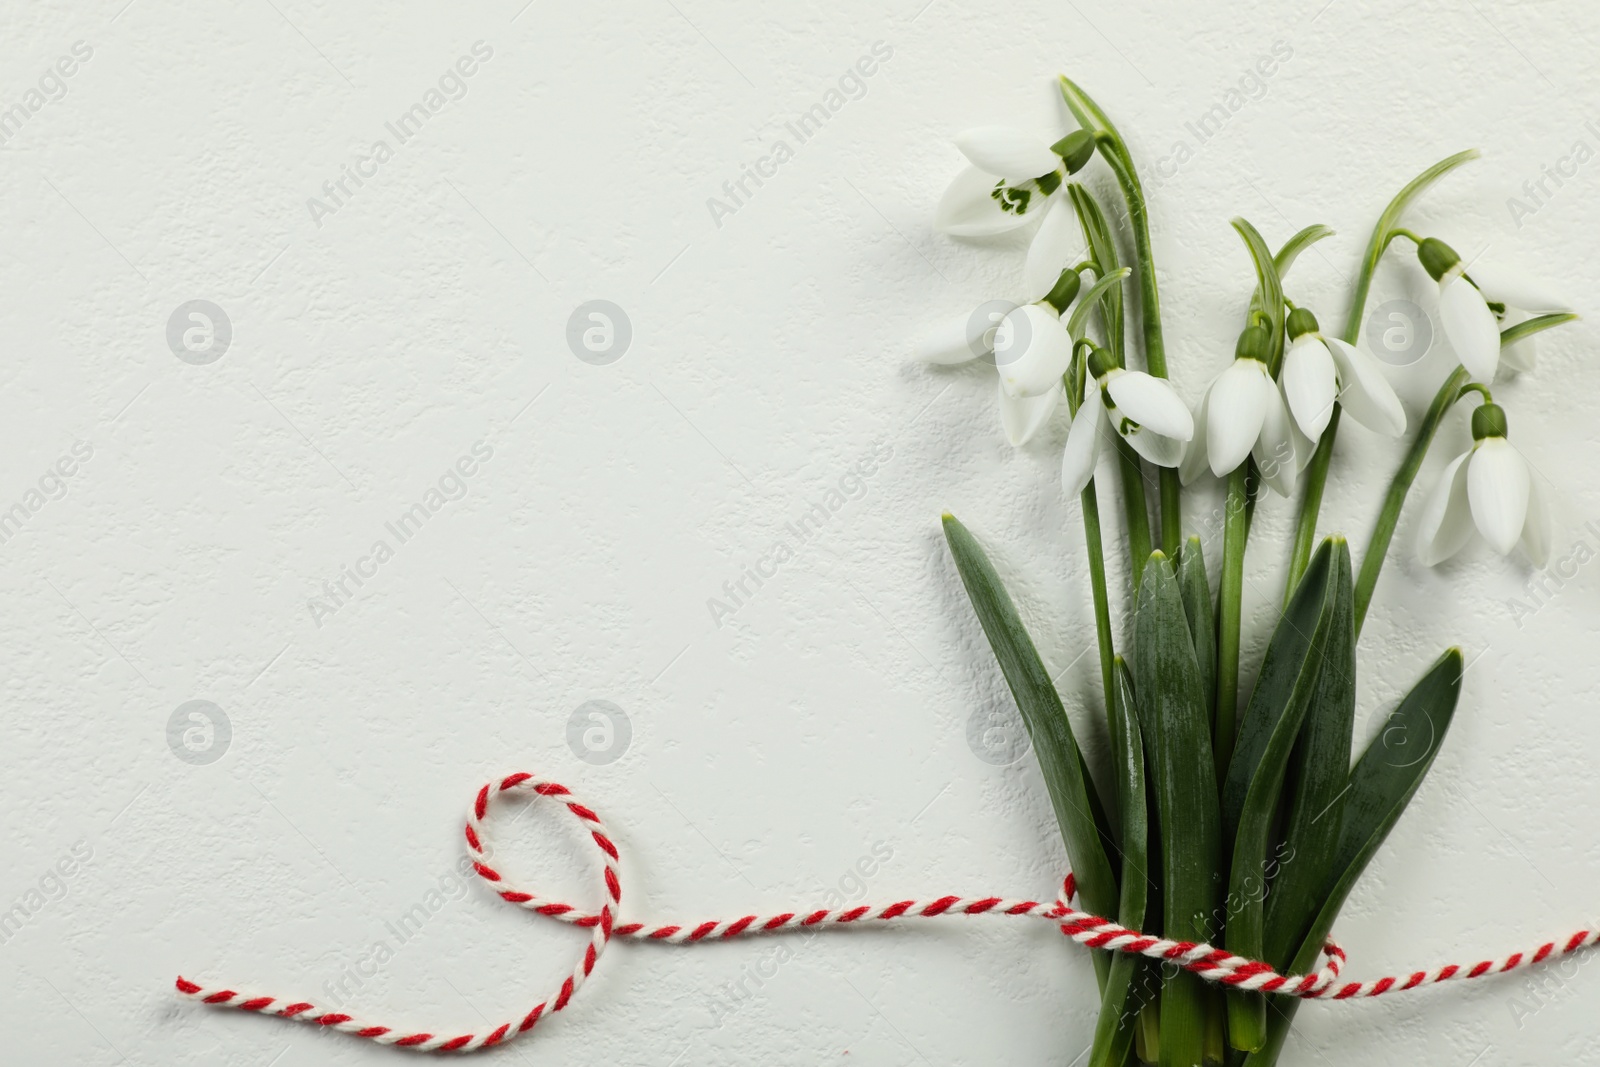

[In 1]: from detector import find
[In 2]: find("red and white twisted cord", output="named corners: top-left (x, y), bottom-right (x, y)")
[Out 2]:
top-left (176, 772), bottom-right (1600, 1053)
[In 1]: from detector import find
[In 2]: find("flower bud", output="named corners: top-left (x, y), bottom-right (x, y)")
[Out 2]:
top-left (1471, 401), bottom-right (1508, 441)
top-left (1418, 237), bottom-right (1462, 282)
top-left (1040, 267), bottom-right (1082, 315)
top-left (1086, 345), bottom-right (1116, 380)
top-left (1050, 130), bottom-right (1097, 175)
top-left (1235, 324), bottom-right (1273, 364)
top-left (1285, 307), bottom-right (1320, 340)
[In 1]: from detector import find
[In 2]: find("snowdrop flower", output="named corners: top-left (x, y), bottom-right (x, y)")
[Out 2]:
top-left (935, 128), bottom-right (1096, 237)
top-left (1061, 347), bottom-right (1194, 497)
top-left (1464, 261), bottom-right (1567, 374)
top-left (1415, 399), bottom-right (1551, 566)
top-left (1417, 237), bottom-right (1568, 381)
top-left (912, 269), bottom-right (1083, 446)
top-left (1280, 307), bottom-right (1407, 442)
top-left (1180, 325), bottom-right (1308, 497)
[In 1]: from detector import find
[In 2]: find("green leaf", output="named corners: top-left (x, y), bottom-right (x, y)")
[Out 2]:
top-left (1081, 746), bottom-right (1118, 873)
top-left (1273, 224), bottom-right (1336, 279)
top-left (1176, 536), bottom-right (1216, 731)
top-left (1375, 150), bottom-right (1480, 249)
top-left (1263, 540), bottom-right (1358, 969)
top-left (1231, 216), bottom-right (1288, 372)
top-left (1067, 267), bottom-right (1133, 342)
top-left (1088, 660), bottom-right (1149, 1067)
top-left (1251, 225), bottom-right (1335, 321)
top-left (1243, 649), bottom-right (1464, 1067)
top-left (1057, 73), bottom-right (1121, 144)
top-left (1133, 552), bottom-right (1222, 1067)
top-left (940, 514), bottom-right (1118, 928)
top-left (1325, 650), bottom-right (1463, 921)
top-left (1340, 149), bottom-right (1478, 344)
top-left (1067, 184), bottom-right (1127, 363)
top-left (1060, 72), bottom-right (1180, 555)
top-left (1220, 540), bottom-right (1335, 839)
top-left (1067, 184), bottom-right (1153, 584)
top-left (1500, 311), bottom-right (1580, 348)
top-left (1219, 539), bottom-right (1342, 1051)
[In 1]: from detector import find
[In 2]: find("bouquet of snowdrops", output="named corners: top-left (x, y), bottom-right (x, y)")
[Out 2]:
top-left (920, 77), bottom-right (1577, 1067)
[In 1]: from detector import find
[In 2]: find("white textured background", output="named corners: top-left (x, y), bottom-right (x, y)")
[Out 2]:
top-left (1, 0), bottom-right (1597, 1063)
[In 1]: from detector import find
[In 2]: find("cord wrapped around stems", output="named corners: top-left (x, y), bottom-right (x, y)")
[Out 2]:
top-left (176, 772), bottom-right (1600, 1053)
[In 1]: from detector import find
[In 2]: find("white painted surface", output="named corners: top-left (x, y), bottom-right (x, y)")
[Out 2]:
top-left (0, 0), bottom-right (1596, 1063)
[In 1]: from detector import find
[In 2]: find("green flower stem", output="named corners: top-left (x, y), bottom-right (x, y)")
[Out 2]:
top-left (1066, 185), bottom-right (1153, 588)
top-left (1284, 407), bottom-right (1339, 605)
top-left (1352, 366), bottom-right (1471, 633)
top-left (1081, 480), bottom-right (1118, 727)
top-left (1217, 218), bottom-right (1284, 777)
top-left (1284, 150), bottom-right (1479, 594)
top-left (1116, 155), bottom-right (1183, 558)
top-left (1067, 372), bottom-right (1120, 725)
top-left (1136, 1000), bottom-right (1161, 1062)
top-left (1116, 440), bottom-right (1154, 590)
top-left (1084, 125), bottom-right (1180, 555)
top-left (1283, 224), bottom-right (1380, 595)
top-left (1214, 464), bottom-right (1250, 774)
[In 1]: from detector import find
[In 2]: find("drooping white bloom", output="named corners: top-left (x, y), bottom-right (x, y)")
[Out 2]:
top-left (911, 310), bottom-right (995, 366)
top-left (1180, 327), bottom-right (1309, 497)
top-left (1280, 329), bottom-right (1338, 440)
top-left (994, 303), bottom-right (1074, 398)
top-left (1325, 336), bottom-right (1407, 436)
top-left (1024, 199), bottom-right (1086, 301)
top-left (912, 303), bottom-right (1064, 447)
top-left (1465, 262), bottom-right (1567, 374)
top-left (935, 128), bottom-right (1096, 238)
top-left (1061, 349), bottom-right (1193, 497)
top-left (997, 375), bottom-right (1062, 448)
top-left (1415, 401), bottom-right (1551, 566)
top-left (911, 270), bottom-right (1084, 447)
top-left (1419, 238), bottom-right (1568, 381)
top-left (1279, 307), bottom-right (1406, 442)
top-left (954, 127), bottom-right (1062, 184)
top-left (1435, 269), bottom-right (1500, 380)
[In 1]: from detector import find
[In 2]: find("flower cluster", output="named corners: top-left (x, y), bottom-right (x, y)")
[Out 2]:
top-left (926, 79), bottom-right (1583, 1067)
top-left (919, 122), bottom-right (1577, 568)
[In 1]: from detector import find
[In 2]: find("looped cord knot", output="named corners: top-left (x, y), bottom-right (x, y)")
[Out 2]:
top-left (175, 773), bottom-right (1600, 1053)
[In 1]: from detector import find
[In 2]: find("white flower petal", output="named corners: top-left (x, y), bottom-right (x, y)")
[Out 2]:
top-left (1465, 261), bottom-right (1568, 313)
top-left (935, 164), bottom-right (1040, 237)
top-left (998, 377), bottom-right (1061, 447)
top-left (1281, 337), bottom-right (1338, 440)
top-left (1252, 383), bottom-right (1299, 497)
top-left (1520, 475), bottom-right (1553, 567)
top-left (1290, 419), bottom-right (1316, 474)
top-left (1207, 361), bottom-right (1271, 476)
top-left (1438, 275), bottom-right (1501, 381)
top-left (1326, 338), bottom-right (1407, 436)
top-left (995, 304), bottom-right (1072, 398)
top-left (1061, 385), bottom-right (1106, 498)
top-left (913, 311), bottom-right (990, 364)
top-left (1105, 370), bottom-right (1194, 441)
top-left (1467, 438), bottom-right (1531, 556)
top-left (1024, 198), bottom-right (1084, 302)
top-left (1415, 451), bottom-right (1475, 566)
top-left (1180, 382), bottom-right (1212, 485)
top-left (1123, 426), bottom-right (1186, 468)
top-left (1498, 308), bottom-right (1537, 374)
top-left (953, 126), bottom-right (1061, 181)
